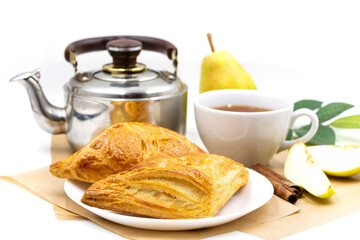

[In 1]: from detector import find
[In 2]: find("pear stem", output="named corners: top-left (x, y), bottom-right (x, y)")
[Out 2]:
top-left (207, 33), bottom-right (215, 53)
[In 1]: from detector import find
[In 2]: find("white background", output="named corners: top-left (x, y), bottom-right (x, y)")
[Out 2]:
top-left (1, 0), bottom-right (360, 239)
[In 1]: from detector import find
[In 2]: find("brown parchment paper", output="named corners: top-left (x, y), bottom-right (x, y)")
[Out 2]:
top-left (2, 134), bottom-right (359, 239)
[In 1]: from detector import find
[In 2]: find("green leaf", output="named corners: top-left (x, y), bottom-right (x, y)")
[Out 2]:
top-left (316, 102), bottom-right (354, 123)
top-left (294, 124), bottom-right (310, 138)
top-left (294, 124), bottom-right (335, 145)
top-left (330, 115), bottom-right (360, 128)
top-left (294, 99), bottom-right (323, 111)
top-left (286, 129), bottom-right (293, 140)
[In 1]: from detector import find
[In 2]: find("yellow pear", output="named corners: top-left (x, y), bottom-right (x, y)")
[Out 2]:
top-left (284, 141), bottom-right (335, 198)
top-left (199, 33), bottom-right (257, 93)
top-left (307, 145), bottom-right (360, 177)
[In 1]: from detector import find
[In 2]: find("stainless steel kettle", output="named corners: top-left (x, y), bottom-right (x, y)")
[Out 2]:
top-left (11, 36), bottom-right (188, 150)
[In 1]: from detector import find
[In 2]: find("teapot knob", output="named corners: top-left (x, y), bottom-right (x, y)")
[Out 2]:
top-left (103, 39), bottom-right (146, 74)
top-left (106, 39), bottom-right (142, 68)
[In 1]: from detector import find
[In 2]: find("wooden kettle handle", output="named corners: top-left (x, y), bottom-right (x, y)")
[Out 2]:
top-left (64, 35), bottom-right (178, 73)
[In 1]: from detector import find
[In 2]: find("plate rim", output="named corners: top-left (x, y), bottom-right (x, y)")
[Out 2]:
top-left (64, 168), bottom-right (274, 230)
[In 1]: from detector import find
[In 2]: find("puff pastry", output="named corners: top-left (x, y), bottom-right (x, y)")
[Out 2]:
top-left (81, 153), bottom-right (248, 219)
top-left (50, 122), bottom-right (204, 183)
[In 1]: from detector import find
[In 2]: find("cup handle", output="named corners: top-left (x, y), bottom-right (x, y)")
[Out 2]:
top-left (278, 109), bottom-right (319, 152)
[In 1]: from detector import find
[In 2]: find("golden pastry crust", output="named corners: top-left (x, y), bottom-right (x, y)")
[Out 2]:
top-left (50, 122), bottom-right (204, 183)
top-left (81, 153), bottom-right (248, 219)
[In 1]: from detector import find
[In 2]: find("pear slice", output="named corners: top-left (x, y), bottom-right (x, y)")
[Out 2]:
top-left (284, 141), bottom-right (335, 198)
top-left (307, 145), bottom-right (360, 177)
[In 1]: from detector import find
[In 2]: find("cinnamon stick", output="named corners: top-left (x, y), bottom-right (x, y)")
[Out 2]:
top-left (250, 163), bottom-right (303, 204)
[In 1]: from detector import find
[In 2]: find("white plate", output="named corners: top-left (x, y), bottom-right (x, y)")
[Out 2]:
top-left (64, 168), bottom-right (273, 231)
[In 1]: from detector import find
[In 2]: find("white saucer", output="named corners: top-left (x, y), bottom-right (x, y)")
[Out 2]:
top-left (64, 168), bottom-right (273, 231)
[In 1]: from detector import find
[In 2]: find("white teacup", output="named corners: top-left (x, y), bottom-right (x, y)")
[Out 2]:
top-left (194, 89), bottom-right (319, 167)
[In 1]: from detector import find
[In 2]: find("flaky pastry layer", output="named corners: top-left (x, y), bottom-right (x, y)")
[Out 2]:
top-left (81, 153), bottom-right (249, 219)
top-left (50, 122), bottom-right (204, 183)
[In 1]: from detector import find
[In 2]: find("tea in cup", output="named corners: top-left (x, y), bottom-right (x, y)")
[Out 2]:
top-left (194, 89), bottom-right (319, 167)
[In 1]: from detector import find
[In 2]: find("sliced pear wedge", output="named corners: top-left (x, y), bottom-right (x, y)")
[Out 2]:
top-left (307, 144), bottom-right (360, 177)
top-left (284, 141), bottom-right (335, 198)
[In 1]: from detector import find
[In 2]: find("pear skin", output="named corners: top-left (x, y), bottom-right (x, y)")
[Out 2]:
top-left (200, 50), bottom-right (256, 93)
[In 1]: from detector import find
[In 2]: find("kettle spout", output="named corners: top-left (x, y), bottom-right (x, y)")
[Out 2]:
top-left (10, 69), bottom-right (66, 134)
